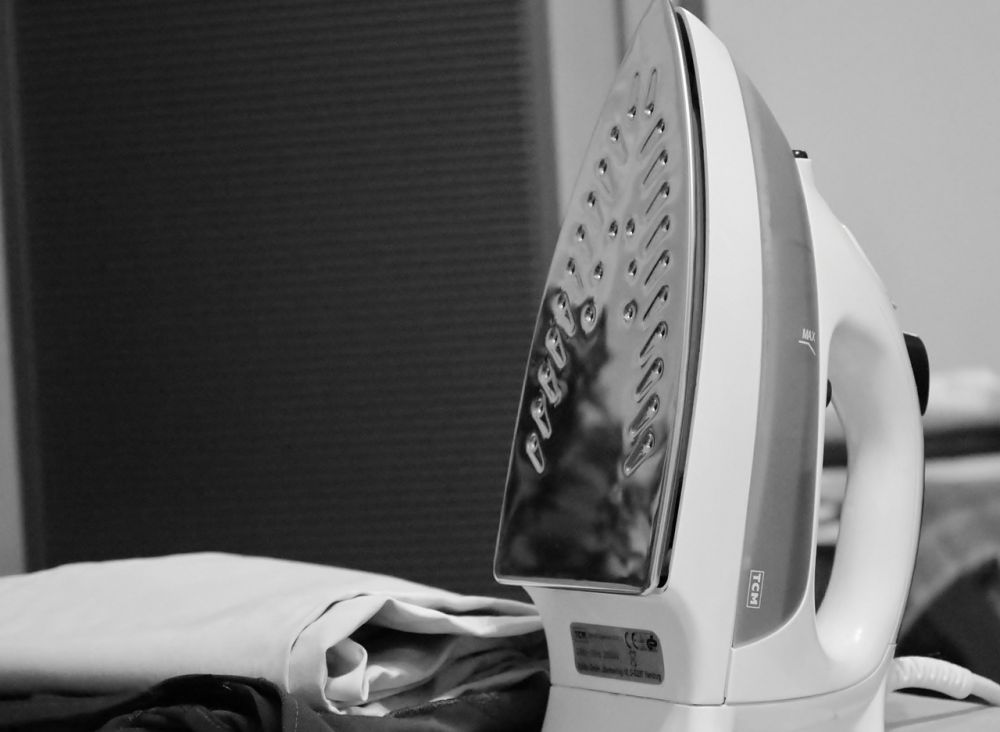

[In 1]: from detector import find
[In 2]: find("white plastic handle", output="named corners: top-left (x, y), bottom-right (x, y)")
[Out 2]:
top-left (800, 158), bottom-right (924, 679)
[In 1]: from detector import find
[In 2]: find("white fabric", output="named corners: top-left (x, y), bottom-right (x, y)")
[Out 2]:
top-left (0, 553), bottom-right (545, 714)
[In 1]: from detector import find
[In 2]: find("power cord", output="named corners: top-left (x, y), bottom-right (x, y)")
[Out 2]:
top-left (890, 656), bottom-right (1000, 705)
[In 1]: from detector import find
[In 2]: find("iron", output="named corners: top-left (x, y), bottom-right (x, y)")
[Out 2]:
top-left (495, 3), bottom-right (926, 730)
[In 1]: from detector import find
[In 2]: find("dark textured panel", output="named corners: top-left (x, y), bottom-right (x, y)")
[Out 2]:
top-left (8, 0), bottom-right (554, 597)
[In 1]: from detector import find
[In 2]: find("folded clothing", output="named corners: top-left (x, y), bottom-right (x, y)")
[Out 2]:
top-left (0, 554), bottom-right (545, 714)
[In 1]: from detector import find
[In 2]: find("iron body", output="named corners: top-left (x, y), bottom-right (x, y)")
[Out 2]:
top-left (495, 3), bottom-right (926, 731)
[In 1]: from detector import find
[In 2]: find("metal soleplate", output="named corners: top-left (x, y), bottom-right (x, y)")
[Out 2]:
top-left (494, 0), bottom-right (703, 592)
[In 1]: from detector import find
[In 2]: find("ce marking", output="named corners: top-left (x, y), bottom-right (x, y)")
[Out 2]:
top-left (624, 631), bottom-right (658, 652)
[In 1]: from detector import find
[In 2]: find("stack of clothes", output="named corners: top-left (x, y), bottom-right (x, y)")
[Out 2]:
top-left (0, 553), bottom-right (549, 731)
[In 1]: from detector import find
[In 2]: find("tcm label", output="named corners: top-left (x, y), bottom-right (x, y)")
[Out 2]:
top-left (570, 623), bottom-right (664, 685)
top-left (746, 569), bottom-right (765, 609)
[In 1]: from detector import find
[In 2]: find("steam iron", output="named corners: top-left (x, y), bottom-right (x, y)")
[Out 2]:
top-left (494, 2), bottom-right (926, 731)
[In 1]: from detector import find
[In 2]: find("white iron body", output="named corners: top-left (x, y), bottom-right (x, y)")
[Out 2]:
top-left (527, 10), bottom-right (923, 732)
top-left (527, 8), bottom-right (923, 732)
top-left (507, 5), bottom-right (924, 732)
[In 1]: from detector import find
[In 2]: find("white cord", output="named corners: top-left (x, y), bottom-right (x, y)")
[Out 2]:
top-left (889, 656), bottom-right (1000, 705)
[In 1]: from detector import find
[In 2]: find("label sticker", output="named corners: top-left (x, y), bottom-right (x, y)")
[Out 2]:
top-left (746, 569), bottom-right (765, 609)
top-left (570, 623), bottom-right (664, 685)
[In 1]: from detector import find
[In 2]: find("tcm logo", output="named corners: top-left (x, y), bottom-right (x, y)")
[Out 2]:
top-left (746, 570), bottom-right (765, 609)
